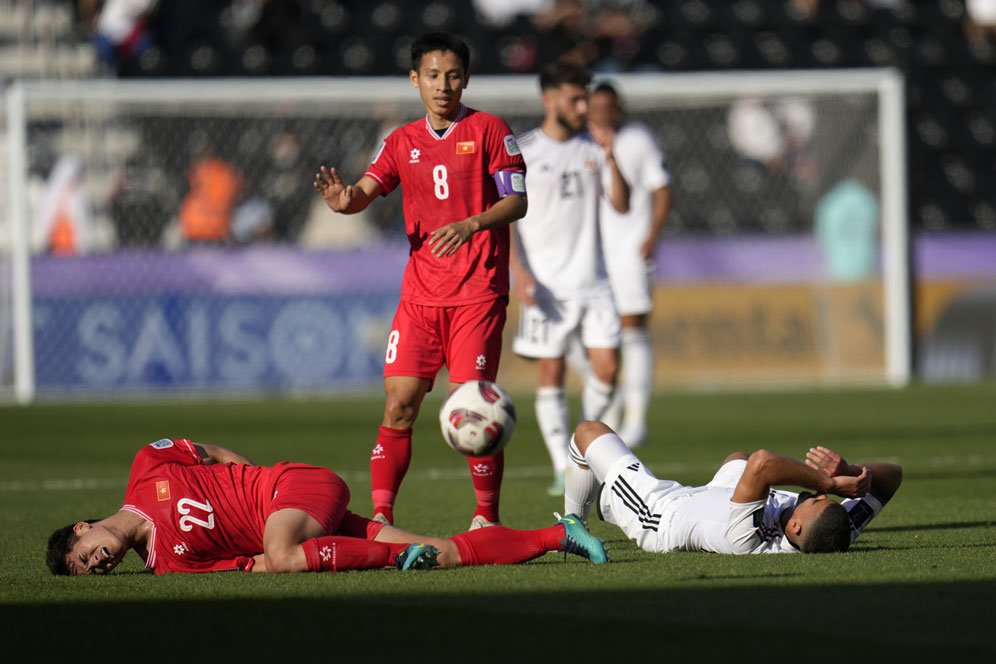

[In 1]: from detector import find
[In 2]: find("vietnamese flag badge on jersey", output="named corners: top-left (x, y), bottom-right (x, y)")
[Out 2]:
top-left (156, 480), bottom-right (171, 502)
top-left (457, 141), bottom-right (476, 154)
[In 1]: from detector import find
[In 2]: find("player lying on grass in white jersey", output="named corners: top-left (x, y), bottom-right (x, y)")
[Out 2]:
top-left (46, 437), bottom-right (606, 576)
top-left (564, 420), bottom-right (902, 554)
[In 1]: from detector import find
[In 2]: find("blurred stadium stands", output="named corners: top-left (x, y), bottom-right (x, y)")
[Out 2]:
top-left (1, 0), bottom-right (994, 235)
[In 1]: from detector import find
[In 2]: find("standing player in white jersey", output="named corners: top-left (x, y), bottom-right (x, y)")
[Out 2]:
top-left (586, 83), bottom-right (672, 449)
top-left (510, 61), bottom-right (630, 497)
top-left (564, 420), bottom-right (903, 554)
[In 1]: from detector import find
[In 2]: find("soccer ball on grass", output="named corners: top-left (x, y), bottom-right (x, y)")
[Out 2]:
top-left (439, 380), bottom-right (516, 457)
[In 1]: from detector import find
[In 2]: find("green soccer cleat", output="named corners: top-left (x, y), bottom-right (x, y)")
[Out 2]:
top-left (394, 543), bottom-right (441, 571)
top-left (556, 512), bottom-right (608, 564)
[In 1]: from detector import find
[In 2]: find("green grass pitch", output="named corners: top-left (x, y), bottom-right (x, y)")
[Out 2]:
top-left (2, 383), bottom-right (995, 658)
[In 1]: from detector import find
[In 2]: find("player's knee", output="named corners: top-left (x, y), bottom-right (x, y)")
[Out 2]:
top-left (383, 394), bottom-right (421, 428)
top-left (591, 355), bottom-right (619, 384)
top-left (264, 547), bottom-right (304, 573)
top-left (574, 420), bottom-right (612, 454)
top-left (435, 540), bottom-right (461, 567)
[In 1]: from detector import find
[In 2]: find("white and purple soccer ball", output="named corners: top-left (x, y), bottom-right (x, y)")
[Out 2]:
top-left (439, 380), bottom-right (516, 457)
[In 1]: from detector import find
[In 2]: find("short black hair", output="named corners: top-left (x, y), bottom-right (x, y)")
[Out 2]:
top-left (46, 519), bottom-right (97, 576)
top-left (411, 32), bottom-right (471, 74)
top-left (800, 503), bottom-right (852, 554)
top-left (592, 81), bottom-right (619, 98)
top-left (540, 60), bottom-right (592, 91)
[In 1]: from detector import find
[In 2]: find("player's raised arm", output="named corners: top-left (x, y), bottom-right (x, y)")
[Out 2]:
top-left (732, 449), bottom-right (871, 503)
top-left (313, 166), bottom-right (381, 215)
top-left (193, 443), bottom-right (255, 466)
top-left (589, 123), bottom-right (630, 214)
top-left (805, 446), bottom-right (903, 506)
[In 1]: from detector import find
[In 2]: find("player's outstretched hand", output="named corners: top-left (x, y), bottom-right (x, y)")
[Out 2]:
top-left (428, 219), bottom-right (475, 257)
top-left (829, 466), bottom-right (872, 498)
top-left (806, 445), bottom-right (859, 477)
top-left (313, 165), bottom-right (353, 212)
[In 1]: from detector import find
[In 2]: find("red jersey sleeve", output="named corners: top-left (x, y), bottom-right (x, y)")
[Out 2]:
top-left (364, 131), bottom-right (401, 196)
top-left (127, 438), bottom-right (202, 484)
top-left (485, 116), bottom-right (526, 176)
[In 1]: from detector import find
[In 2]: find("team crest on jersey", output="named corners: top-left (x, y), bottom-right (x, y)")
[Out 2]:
top-left (457, 141), bottom-right (476, 154)
top-left (409, 148), bottom-right (421, 164)
top-left (150, 439), bottom-right (173, 449)
top-left (156, 480), bottom-right (171, 502)
top-left (503, 134), bottom-right (521, 156)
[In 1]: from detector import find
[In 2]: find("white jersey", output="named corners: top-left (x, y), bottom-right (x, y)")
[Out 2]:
top-left (515, 128), bottom-right (611, 299)
top-left (601, 458), bottom-right (884, 555)
top-left (599, 122), bottom-right (670, 271)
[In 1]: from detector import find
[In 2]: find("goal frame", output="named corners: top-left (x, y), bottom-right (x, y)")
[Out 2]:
top-left (4, 69), bottom-right (909, 402)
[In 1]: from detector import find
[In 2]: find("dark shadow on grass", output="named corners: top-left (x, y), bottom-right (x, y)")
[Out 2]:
top-left (868, 521), bottom-right (995, 533)
top-left (4, 580), bottom-right (994, 657)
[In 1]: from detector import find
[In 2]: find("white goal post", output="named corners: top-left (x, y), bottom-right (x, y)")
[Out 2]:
top-left (3, 69), bottom-right (909, 402)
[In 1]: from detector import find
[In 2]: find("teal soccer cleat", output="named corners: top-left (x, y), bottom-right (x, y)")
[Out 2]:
top-left (555, 513), bottom-right (608, 564)
top-left (394, 543), bottom-right (441, 571)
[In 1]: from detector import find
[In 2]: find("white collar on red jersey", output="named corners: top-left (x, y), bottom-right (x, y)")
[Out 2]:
top-left (424, 104), bottom-right (468, 141)
top-left (121, 504), bottom-right (157, 569)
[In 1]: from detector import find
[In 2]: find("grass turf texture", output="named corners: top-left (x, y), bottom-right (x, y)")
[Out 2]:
top-left (2, 383), bottom-right (995, 659)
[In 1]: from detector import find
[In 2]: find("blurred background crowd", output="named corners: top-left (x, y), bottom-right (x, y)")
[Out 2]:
top-left (3, 0), bottom-right (995, 250)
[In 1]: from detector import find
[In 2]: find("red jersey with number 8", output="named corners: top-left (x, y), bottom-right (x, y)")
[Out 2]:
top-left (365, 105), bottom-right (526, 306)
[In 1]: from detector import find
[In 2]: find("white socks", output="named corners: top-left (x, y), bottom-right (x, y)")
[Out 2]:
top-left (582, 375), bottom-right (615, 421)
top-left (579, 432), bottom-right (638, 482)
top-left (535, 386), bottom-right (569, 475)
top-left (564, 432), bottom-right (637, 520)
top-left (619, 327), bottom-right (653, 448)
top-left (564, 436), bottom-right (599, 520)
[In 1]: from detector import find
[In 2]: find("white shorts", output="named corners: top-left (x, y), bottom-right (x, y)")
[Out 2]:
top-left (707, 459), bottom-right (747, 490)
top-left (606, 261), bottom-right (655, 316)
top-left (597, 455), bottom-right (689, 554)
top-left (513, 286), bottom-right (621, 358)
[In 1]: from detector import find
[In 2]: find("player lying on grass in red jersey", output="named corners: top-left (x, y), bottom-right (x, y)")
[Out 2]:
top-left (46, 437), bottom-right (606, 576)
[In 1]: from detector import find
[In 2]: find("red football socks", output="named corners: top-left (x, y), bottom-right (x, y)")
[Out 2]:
top-left (467, 450), bottom-right (504, 523)
top-left (370, 425), bottom-right (412, 524)
top-left (449, 525), bottom-right (565, 566)
top-left (302, 536), bottom-right (409, 573)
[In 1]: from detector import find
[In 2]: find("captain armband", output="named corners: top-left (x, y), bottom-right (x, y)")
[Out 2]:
top-left (494, 169), bottom-right (527, 198)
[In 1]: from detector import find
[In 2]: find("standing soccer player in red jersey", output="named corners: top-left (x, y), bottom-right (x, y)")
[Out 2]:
top-left (46, 438), bottom-right (606, 575)
top-left (313, 33), bottom-right (528, 530)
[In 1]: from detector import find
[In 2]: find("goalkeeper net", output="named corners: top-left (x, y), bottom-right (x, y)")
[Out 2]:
top-left (2, 71), bottom-right (908, 401)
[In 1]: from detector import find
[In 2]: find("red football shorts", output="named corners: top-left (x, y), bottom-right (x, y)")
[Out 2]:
top-left (266, 463), bottom-right (350, 534)
top-left (383, 297), bottom-right (507, 386)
